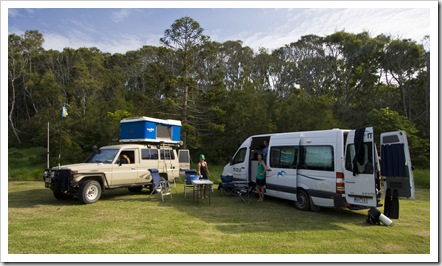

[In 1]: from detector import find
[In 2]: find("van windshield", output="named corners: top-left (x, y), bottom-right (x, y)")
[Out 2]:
top-left (87, 149), bottom-right (119, 164)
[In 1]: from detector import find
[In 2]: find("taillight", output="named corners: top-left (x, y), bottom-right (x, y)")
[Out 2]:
top-left (336, 172), bottom-right (345, 194)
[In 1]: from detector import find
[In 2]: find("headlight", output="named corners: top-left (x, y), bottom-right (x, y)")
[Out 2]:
top-left (50, 172), bottom-right (55, 178)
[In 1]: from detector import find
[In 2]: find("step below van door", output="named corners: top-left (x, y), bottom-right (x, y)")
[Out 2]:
top-left (343, 127), bottom-right (378, 207)
top-left (380, 131), bottom-right (415, 200)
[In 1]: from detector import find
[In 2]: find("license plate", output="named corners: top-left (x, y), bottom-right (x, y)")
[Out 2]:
top-left (354, 197), bottom-right (368, 204)
top-left (45, 177), bottom-right (51, 183)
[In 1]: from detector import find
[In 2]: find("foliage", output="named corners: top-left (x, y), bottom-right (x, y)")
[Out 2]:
top-left (8, 20), bottom-right (430, 166)
top-left (367, 108), bottom-right (430, 167)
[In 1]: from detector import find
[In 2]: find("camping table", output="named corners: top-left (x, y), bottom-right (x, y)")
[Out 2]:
top-left (192, 179), bottom-right (214, 206)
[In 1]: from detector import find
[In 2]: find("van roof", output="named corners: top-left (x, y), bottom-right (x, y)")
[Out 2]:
top-left (252, 128), bottom-right (350, 138)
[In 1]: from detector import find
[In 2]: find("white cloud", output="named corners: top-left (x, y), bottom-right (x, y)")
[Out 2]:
top-left (111, 9), bottom-right (132, 23)
top-left (43, 31), bottom-right (161, 54)
top-left (239, 8), bottom-right (431, 52)
top-left (8, 9), bottom-right (20, 17)
top-left (9, 7), bottom-right (432, 54)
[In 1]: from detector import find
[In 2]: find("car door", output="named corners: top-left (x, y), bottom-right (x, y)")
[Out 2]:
top-left (112, 149), bottom-right (139, 186)
top-left (343, 127), bottom-right (378, 207)
top-left (265, 140), bottom-right (300, 201)
top-left (228, 139), bottom-right (250, 182)
top-left (380, 131), bottom-right (415, 200)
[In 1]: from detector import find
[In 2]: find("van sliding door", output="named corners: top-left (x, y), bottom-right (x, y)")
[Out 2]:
top-left (343, 127), bottom-right (378, 207)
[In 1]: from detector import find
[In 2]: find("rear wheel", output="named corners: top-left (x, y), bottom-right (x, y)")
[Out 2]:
top-left (295, 189), bottom-right (310, 211)
top-left (78, 180), bottom-right (102, 204)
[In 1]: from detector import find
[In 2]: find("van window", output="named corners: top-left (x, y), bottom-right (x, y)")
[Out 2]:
top-left (270, 146), bottom-right (298, 169)
top-left (141, 149), bottom-right (158, 160)
top-left (345, 143), bottom-right (374, 174)
top-left (300, 146), bottom-right (334, 171)
top-left (231, 148), bottom-right (247, 165)
top-left (160, 149), bottom-right (175, 160)
top-left (179, 150), bottom-right (190, 163)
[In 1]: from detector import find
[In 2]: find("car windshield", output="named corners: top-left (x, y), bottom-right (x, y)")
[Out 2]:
top-left (87, 149), bottom-right (119, 164)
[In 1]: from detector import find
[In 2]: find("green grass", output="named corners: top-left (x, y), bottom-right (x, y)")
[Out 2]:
top-left (413, 168), bottom-right (430, 188)
top-left (7, 180), bottom-right (431, 259)
top-left (6, 147), bottom-right (433, 261)
top-left (8, 147), bottom-right (48, 181)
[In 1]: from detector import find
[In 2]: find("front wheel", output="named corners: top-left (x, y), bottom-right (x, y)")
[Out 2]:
top-left (78, 180), bottom-right (102, 204)
top-left (295, 189), bottom-right (310, 211)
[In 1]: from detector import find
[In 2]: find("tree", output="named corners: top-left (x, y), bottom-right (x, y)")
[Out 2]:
top-left (324, 31), bottom-right (385, 122)
top-left (367, 108), bottom-right (429, 167)
top-left (7, 25), bottom-right (430, 167)
top-left (8, 30), bottom-right (45, 145)
top-left (280, 35), bottom-right (331, 96)
top-left (160, 16), bottom-right (210, 148)
top-left (382, 38), bottom-right (427, 121)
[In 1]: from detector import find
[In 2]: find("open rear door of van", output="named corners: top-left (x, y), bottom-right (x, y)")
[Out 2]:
top-left (178, 149), bottom-right (190, 177)
top-left (343, 127), bottom-right (379, 208)
top-left (380, 131), bottom-right (415, 200)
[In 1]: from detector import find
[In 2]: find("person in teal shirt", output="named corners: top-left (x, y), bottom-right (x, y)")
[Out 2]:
top-left (256, 153), bottom-right (268, 202)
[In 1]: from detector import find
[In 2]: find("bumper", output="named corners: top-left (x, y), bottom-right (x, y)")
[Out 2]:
top-left (44, 169), bottom-right (72, 192)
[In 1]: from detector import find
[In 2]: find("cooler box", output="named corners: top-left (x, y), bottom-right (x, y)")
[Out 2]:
top-left (119, 116), bottom-right (181, 143)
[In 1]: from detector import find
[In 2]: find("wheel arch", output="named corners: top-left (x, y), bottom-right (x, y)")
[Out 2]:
top-left (76, 173), bottom-right (107, 190)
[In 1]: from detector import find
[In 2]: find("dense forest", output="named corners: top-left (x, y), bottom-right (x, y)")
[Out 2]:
top-left (8, 16), bottom-right (430, 166)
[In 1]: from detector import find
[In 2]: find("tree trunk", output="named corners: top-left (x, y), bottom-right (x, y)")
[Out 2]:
top-left (9, 82), bottom-right (22, 144)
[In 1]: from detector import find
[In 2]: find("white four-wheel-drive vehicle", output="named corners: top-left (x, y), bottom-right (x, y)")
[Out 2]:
top-left (44, 116), bottom-right (190, 204)
top-left (44, 143), bottom-right (190, 204)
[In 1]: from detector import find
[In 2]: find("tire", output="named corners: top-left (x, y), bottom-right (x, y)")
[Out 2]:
top-left (53, 191), bottom-right (73, 200)
top-left (128, 186), bottom-right (143, 193)
top-left (78, 180), bottom-right (102, 204)
top-left (295, 189), bottom-right (310, 211)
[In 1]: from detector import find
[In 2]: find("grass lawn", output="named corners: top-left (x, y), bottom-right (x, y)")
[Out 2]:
top-left (5, 180), bottom-right (433, 263)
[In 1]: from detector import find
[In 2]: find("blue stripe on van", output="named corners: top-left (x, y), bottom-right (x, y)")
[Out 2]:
top-left (297, 173), bottom-right (326, 181)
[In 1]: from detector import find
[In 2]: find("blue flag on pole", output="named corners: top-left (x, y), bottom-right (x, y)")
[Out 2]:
top-left (62, 106), bottom-right (68, 118)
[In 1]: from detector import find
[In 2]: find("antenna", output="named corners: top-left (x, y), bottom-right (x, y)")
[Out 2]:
top-left (47, 122), bottom-right (50, 169)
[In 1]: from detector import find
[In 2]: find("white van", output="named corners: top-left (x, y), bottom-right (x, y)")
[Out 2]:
top-left (222, 127), bottom-right (415, 211)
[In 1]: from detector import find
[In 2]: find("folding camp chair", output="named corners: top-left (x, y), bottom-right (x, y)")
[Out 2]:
top-left (218, 175), bottom-right (236, 196)
top-left (236, 181), bottom-right (257, 204)
top-left (148, 168), bottom-right (172, 202)
top-left (184, 170), bottom-right (199, 198)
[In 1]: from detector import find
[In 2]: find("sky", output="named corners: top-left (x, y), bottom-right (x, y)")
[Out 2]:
top-left (4, 1), bottom-right (436, 54)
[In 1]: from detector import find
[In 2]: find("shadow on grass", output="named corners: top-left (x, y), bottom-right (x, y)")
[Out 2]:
top-left (8, 182), bottom-right (372, 233)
